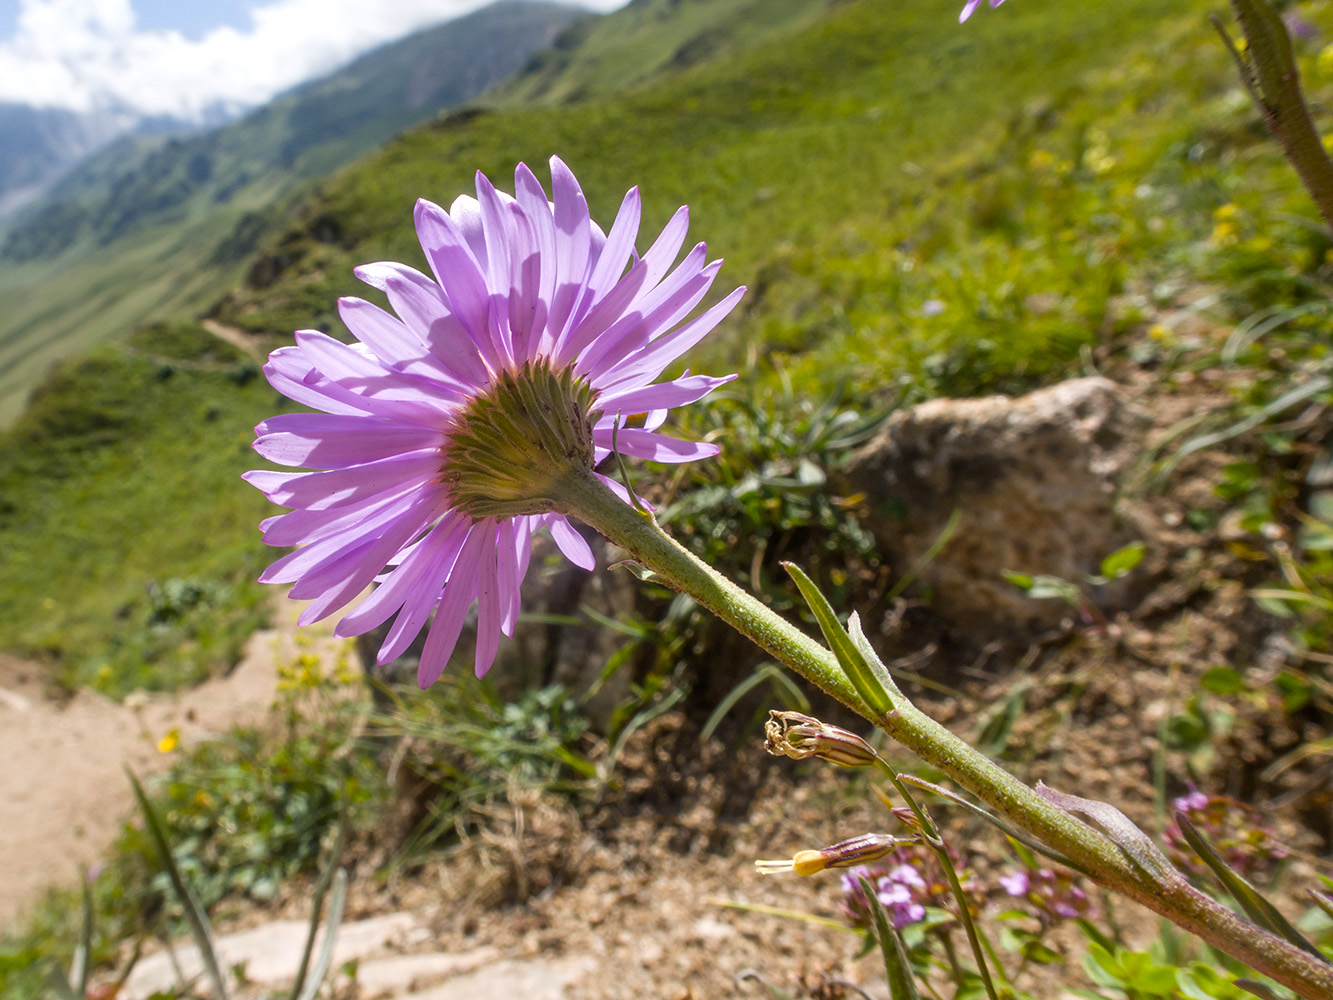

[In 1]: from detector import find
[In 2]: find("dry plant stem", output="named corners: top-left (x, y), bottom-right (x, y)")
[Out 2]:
top-left (554, 467), bottom-right (1333, 1000)
top-left (1225, 0), bottom-right (1333, 233)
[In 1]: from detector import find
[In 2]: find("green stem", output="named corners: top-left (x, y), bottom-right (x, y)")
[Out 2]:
top-left (1224, 0), bottom-right (1333, 233)
top-left (873, 758), bottom-right (1000, 1000)
top-left (553, 468), bottom-right (863, 713)
top-left (555, 467), bottom-right (1333, 1000)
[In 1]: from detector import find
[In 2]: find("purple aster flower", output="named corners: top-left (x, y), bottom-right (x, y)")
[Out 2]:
top-left (959, 0), bottom-right (1005, 23)
top-left (245, 157), bottom-right (744, 686)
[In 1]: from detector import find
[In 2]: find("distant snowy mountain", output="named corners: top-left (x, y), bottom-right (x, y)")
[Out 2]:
top-left (0, 103), bottom-right (148, 218)
top-left (0, 0), bottom-right (588, 231)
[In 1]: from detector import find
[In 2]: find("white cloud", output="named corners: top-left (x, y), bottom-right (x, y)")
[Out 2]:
top-left (0, 0), bottom-right (619, 120)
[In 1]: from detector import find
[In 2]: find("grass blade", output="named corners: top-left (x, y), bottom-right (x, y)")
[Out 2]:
top-left (127, 768), bottom-right (231, 1000)
top-left (289, 808), bottom-right (348, 1000)
top-left (69, 870), bottom-right (95, 997)
top-left (887, 508), bottom-right (961, 601)
top-left (295, 868), bottom-right (348, 1000)
top-left (700, 663), bottom-right (810, 742)
top-left (712, 898), bottom-right (856, 934)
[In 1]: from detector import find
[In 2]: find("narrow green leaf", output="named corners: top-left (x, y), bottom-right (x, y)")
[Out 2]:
top-left (127, 768), bottom-right (231, 1000)
top-left (295, 869), bottom-right (347, 1000)
top-left (847, 613), bottom-right (904, 701)
top-left (73, 872), bottom-right (94, 996)
top-left (1309, 889), bottom-right (1333, 922)
top-left (701, 663), bottom-right (808, 742)
top-left (887, 507), bottom-right (961, 601)
top-left (784, 562), bottom-right (893, 715)
top-left (713, 898), bottom-right (855, 933)
top-left (1175, 815), bottom-right (1329, 965)
top-left (1100, 542), bottom-right (1146, 581)
top-left (859, 875), bottom-right (921, 1000)
top-left (290, 810), bottom-right (348, 1000)
top-left (1251, 588), bottom-right (1333, 612)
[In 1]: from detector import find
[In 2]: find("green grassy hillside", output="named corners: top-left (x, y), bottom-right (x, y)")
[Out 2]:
top-left (487, 0), bottom-right (835, 107)
top-left (0, 323), bottom-right (275, 692)
top-left (216, 0), bottom-right (1213, 393)
top-left (5, 0), bottom-right (1330, 697)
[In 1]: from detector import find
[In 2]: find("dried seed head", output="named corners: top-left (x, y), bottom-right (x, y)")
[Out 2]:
top-left (764, 710), bottom-right (879, 768)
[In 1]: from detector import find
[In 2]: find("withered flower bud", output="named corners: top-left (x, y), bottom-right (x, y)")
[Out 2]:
top-left (764, 710), bottom-right (879, 768)
top-left (756, 833), bottom-right (911, 877)
top-left (890, 806), bottom-right (921, 831)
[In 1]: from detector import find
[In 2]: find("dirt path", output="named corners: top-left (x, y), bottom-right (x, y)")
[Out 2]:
top-left (201, 318), bottom-right (264, 359)
top-left (0, 601), bottom-right (349, 930)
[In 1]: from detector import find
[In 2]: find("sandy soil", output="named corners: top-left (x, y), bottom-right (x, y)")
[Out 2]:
top-left (0, 600), bottom-right (350, 930)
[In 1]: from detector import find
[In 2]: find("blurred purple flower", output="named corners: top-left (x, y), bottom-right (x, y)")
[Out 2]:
top-left (840, 844), bottom-right (983, 931)
top-left (960, 0), bottom-right (1006, 23)
top-left (1000, 864), bottom-right (1089, 925)
top-left (1283, 12), bottom-right (1318, 41)
top-left (1165, 785), bottom-right (1287, 879)
top-left (1172, 782), bottom-right (1210, 815)
top-left (246, 157), bottom-right (743, 685)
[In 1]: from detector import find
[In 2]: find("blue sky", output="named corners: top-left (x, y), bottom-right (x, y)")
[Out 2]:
top-left (0, 0), bottom-right (254, 43)
top-left (121, 0), bottom-right (255, 39)
top-left (0, 1), bottom-right (256, 43)
top-left (0, 0), bottom-right (622, 120)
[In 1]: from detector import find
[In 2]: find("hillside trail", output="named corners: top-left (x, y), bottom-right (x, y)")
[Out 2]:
top-left (200, 319), bottom-right (264, 359)
top-left (0, 599), bottom-right (349, 931)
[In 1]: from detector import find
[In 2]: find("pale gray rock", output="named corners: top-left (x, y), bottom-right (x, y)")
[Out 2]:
top-left (122, 912), bottom-right (418, 998)
top-left (840, 377), bottom-right (1140, 641)
top-left (398, 955), bottom-right (593, 1000)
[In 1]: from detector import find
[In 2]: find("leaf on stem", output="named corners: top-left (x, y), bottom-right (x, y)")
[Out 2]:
top-left (859, 875), bottom-right (921, 1000)
top-left (1035, 782), bottom-right (1177, 883)
top-left (783, 561), bottom-right (895, 716)
top-left (1175, 814), bottom-right (1329, 965)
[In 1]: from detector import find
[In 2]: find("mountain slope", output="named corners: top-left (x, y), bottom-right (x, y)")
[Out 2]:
top-left (214, 0), bottom-right (1204, 370)
top-left (0, 0), bottom-right (586, 427)
top-left (1, 1), bottom-right (586, 262)
top-left (0, 103), bottom-right (151, 220)
top-left (487, 0), bottom-right (835, 107)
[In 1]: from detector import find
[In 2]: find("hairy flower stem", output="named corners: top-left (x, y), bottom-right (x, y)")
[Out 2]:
top-left (556, 466), bottom-right (1333, 1000)
top-left (1219, 0), bottom-right (1333, 233)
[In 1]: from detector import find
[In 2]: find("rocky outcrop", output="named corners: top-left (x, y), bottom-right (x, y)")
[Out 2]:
top-left (840, 377), bottom-right (1142, 644)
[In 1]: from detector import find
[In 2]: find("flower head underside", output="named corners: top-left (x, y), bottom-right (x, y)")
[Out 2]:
top-left (245, 157), bottom-right (744, 684)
